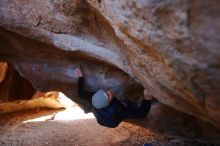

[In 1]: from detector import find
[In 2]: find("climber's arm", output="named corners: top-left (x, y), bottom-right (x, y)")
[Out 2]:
top-left (118, 99), bottom-right (151, 119)
top-left (77, 77), bottom-right (94, 103)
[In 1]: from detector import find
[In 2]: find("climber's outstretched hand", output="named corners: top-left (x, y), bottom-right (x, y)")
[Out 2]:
top-left (107, 90), bottom-right (113, 102)
top-left (143, 89), bottom-right (154, 100)
top-left (76, 67), bottom-right (83, 78)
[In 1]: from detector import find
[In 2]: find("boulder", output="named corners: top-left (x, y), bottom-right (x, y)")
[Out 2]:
top-left (0, 0), bottom-right (220, 141)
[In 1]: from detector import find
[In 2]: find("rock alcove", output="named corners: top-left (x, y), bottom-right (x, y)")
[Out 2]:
top-left (0, 0), bottom-right (220, 143)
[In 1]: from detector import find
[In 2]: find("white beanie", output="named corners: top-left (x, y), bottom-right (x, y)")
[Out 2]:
top-left (92, 89), bottom-right (110, 109)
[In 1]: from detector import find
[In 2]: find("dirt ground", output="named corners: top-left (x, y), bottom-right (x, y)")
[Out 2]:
top-left (0, 106), bottom-right (206, 146)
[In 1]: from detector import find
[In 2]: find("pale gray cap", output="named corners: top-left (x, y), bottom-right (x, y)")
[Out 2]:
top-left (92, 89), bottom-right (110, 109)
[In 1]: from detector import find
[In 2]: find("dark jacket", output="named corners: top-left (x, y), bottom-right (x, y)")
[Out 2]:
top-left (77, 77), bottom-right (151, 128)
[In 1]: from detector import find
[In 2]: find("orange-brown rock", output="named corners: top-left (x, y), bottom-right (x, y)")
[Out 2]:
top-left (0, 63), bottom-right (35, 103)
top-left (0, 62), bottom-right (7, 83)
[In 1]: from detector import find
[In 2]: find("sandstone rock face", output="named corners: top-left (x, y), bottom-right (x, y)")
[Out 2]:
top-left (0, 63), bottom-right (36, 103)
top-left (0, 62), bottom-right (7, 83)
top-left (131, 103), bottom-right (220, 142)
top-left (0, 0), bottom-right (220, 141)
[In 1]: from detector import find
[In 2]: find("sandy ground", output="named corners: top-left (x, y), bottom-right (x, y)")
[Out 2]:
top-left (0, 105), bottom-right (205, 146)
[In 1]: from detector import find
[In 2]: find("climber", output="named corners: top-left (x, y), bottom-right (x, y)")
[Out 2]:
top-left (76, 67), bottom-right (153, 128)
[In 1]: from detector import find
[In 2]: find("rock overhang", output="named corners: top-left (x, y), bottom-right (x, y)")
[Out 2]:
top-left (0, 0), bottom-right (220, 142)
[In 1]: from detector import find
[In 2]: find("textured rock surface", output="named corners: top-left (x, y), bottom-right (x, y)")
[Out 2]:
top-left (129, 103), bottom-right (220, 143)
top-left (0, 63), bottom-right (35, 103)
top-left (0, 92), bottom-right (64, 115)
top-left (0, 27), bottom-right (143, 112)
top-left (0, 0), bottom-right (220, 141)
top-left (0, 62), bottom-right (7, 83)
